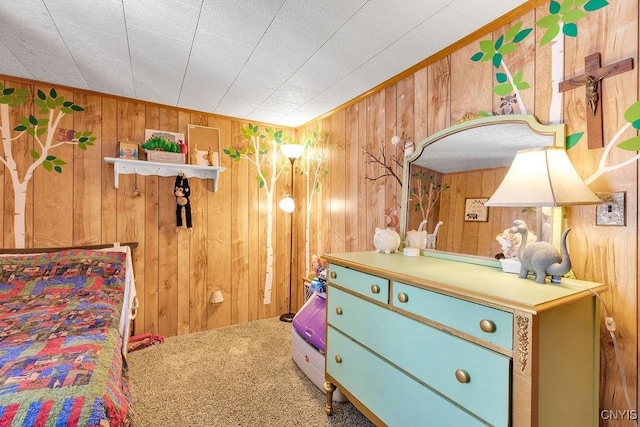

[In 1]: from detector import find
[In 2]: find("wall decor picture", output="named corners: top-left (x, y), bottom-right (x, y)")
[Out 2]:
top-left (188, 125), bottom-right (220, 166)
top-left (118, 141), bottom-right (139, 159)
top-left (464, 198), bottom-right (489, 222)
top-left (194, 149), bottom-right (219, 167)
top-left (144, 129), bottom-right (185, 150)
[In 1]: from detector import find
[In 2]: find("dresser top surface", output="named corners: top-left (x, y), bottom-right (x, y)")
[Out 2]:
top-left (323, 251), bottom-right (606, 313)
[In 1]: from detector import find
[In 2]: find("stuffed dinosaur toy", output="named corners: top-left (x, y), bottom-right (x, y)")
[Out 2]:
top-left (175, 174), bottom-right (192, 232)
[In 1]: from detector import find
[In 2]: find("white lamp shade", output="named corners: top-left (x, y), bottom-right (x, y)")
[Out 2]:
top-left (280, 143), bottom-right (304, 159)
top-left (485, 147), bottom-right (602, 207)
top-left (279, 196), bottom-right (295, 213)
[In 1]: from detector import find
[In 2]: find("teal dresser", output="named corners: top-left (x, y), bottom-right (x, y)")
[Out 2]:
top-left (322, 252), bottom-right (607, 427)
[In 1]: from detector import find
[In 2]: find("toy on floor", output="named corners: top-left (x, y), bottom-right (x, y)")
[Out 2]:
top-left (291, 291), bottom-right (347, 403)
top-left (128, 333), bottom-right (165, 353)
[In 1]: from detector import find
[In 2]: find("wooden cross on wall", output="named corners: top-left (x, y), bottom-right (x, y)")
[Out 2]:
top-left (559, 52), bottom-right (633, 149)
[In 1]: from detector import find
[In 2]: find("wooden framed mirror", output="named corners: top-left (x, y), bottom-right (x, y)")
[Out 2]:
top-left (399, 114), bottom-right (566, 263)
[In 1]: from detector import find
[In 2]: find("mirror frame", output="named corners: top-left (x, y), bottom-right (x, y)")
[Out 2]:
top-left (399, 114), bottom-right (566, 261)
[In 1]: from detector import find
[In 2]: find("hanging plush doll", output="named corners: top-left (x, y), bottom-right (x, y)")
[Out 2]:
top-left (175, 174), bottom-right (192, 232)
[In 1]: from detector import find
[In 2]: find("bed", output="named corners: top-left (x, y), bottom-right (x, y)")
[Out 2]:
top-left (0, 243), bottom-right (138, 427)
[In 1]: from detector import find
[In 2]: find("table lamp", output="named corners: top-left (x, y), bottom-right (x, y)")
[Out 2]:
top-left (485, 146), bottom-right (601, 283)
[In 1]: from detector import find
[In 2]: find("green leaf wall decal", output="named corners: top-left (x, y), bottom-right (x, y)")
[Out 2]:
top-left (617, 136), bottom-right (640, 151)
top-left (584, 0), bottom-right (608, 11)
top-left (563, 9), bottom-right (588, 23)
top-left (623, 100), bottom-right (640, 124)
top-left (566, 132), bottom-right (584, 149)
top-left (493, 83), bottom-right (513, 96)
top-left (563, 23), bottom-right (578, 36)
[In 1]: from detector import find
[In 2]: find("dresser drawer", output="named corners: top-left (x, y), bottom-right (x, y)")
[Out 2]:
top-left (327, 326), bottom-right (488, 427)
top-left (393, 281), bottom-right (513, 349)
top-left (328, 286), bottom-right (510, 426)
top-left (328, 264), bottom-right (389, 303)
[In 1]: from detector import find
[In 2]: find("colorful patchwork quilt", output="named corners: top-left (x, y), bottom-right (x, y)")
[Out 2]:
top-left (0, 250), bottom-right (131, 426)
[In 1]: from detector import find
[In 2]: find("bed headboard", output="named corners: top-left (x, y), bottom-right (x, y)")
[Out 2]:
top-left (0, 242), bottom-right (138, 254)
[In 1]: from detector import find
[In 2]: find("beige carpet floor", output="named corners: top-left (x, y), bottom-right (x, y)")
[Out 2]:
top-left (127, 317), bottom-right (374, 426)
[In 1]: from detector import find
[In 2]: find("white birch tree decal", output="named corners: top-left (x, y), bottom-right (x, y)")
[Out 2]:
top-left (470, 22), bottom-right (532, 115)
top-left (223, 124), bottom-right (291, 304)
top-left (469, 0), bottom-right (640, 187)
top-left (0, 85), bottom-right (95, 248)
top-left (296, 130), bottom-right (328, 278)
top-left (584, 100), bottom-right (640, 185)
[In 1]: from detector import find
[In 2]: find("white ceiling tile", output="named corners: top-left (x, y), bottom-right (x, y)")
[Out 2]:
top-left (123, 0), bottom-right (200, 44)
top-left (0, 0), bottom-right (527, 127)
top-left (449, 0), bottom-right (527, 24)
top-left (0, 42), bottom-right (32, 80)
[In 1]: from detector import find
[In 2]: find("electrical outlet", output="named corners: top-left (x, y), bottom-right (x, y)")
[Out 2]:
top-left (595, 192), bottom-right (626, 226)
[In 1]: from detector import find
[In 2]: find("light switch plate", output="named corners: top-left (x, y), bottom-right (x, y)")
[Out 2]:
top-left (595, 192), bottom-right (626, 226)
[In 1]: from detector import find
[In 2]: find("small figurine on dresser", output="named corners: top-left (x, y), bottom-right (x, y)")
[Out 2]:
top-left (510, 219), bottom-right (572, 284)
top-left (373, 227), bottom-right (401, 254)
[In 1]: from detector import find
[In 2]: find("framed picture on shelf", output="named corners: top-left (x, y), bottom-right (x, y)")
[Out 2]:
top-left (188, 125), bottom-right (220, 166)
top-left (118, 140), bottom-right (139, 159)
top-left (464, 198), bottom-right (489, 222)
top-left (144, 129), bottom-right (185, 146)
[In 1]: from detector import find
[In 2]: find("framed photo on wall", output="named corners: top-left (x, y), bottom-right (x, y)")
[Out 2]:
top-left (464, 198), bottom-right (489, 222)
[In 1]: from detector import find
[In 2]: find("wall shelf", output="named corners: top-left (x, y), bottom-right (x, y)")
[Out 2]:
top-left (104, 157), bottom-right (225, 192)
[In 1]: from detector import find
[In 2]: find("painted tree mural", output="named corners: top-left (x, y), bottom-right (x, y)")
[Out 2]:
top-left (470, 0), bottom-right (640, 184)
top-left (296, 129), bottom-right (329, 277)
top-left (470, 22), bottom-right (532, 115)
top-left (223, 124), bottom-right (294, 304)
top-left (0, 85), bottom-right (95, 248)
top-left (584, 100), bottom-right (640, 184)
top-left (470, 0), bottom-right (610, 122)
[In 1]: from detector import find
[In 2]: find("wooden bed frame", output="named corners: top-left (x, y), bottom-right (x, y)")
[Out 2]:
top-left (0, 241), bottom-right (138, 254)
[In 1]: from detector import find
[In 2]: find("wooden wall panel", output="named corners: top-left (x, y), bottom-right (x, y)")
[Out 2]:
top-left (414, 67), bottom-right (430, 142)
top-left (384, 85), bottom-right (398, 221)
top-left (345, 104), bottom-right (361, 252)
top-left (450, 41), bottom-right (493, 120)
top-left (366, 91), bottom-right (386, 239)
top-left (426, 56), bottom-right (451, 135)
top-left (73, 93), bottom-right (102, 246)
top-left (230, 121), bottom-right (249, 325)
top-left (357, 101), bottom-right (369, 250)
top-left (100, 98), bottom-right (118, 245)
top-left (561, 0), bottom-right (639, 419)
top-left (329, 111), bottom-right (346, 256)
top-left (206, 115), bottom-right (233, 329)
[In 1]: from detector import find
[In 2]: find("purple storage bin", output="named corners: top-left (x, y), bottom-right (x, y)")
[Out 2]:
top-left (292, 293), bottom-right (327, 352)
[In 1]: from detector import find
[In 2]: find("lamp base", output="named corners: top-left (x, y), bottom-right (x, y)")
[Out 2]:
top-left (279, 312), bottom-right (295, 322)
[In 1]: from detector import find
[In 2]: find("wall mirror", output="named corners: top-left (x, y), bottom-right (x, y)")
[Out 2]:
top-left (399, 114), bottom-right (565, 262)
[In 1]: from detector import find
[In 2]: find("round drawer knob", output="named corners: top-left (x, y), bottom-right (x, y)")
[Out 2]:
top-left (334, 355), bottom-right (342, 364)
top-left (455, 369), bottom-right (470, 383)
top-left (479, 319), bottom-right (496, 333)
top-left (397, 292), bottom-right (409, 303)
top-left (370, 284), bottom-right (380, 294)
top-left (330, 271), bottom-right (337, 279)
top-left (335, 307), bottom-right (343, 315)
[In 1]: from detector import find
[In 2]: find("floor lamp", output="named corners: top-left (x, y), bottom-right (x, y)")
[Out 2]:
top-left (279, 143), bottom-right (304, 322)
